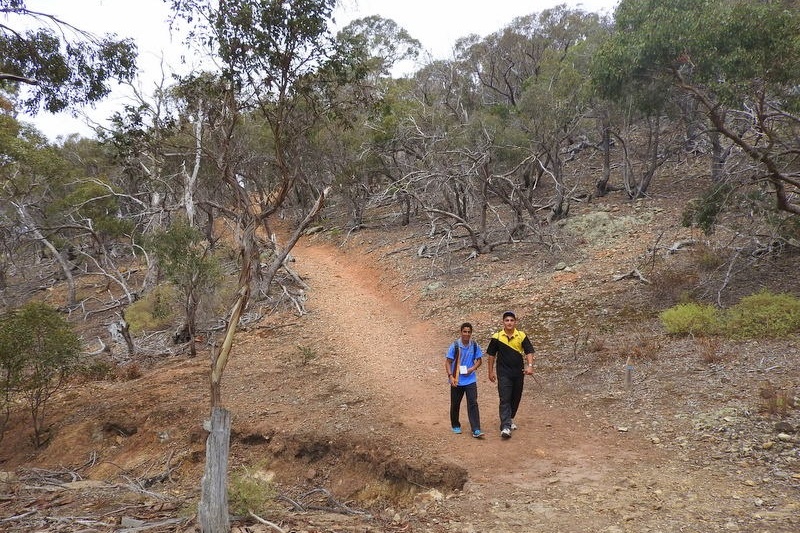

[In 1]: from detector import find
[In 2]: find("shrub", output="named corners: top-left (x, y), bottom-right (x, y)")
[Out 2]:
top-left (758, 381), bottom-right (798, 416)
top-left (125, 285), bottom-right (180, 334)
top-left (681, 183), bottom-right (732, 234)
top-left (228, 464), bottom-right (277, 517)
top-left (648, 265), bottom-right (700, 306)
top-left (660, 291), bottom-right (800, 340)
top-left (723, 290), bottom-right (800, 339)
top-left (619, 331), bottom-right (663, 361)
top-left (297, 345), bottom-right (318, 366)
top-left (76, 359), bottom-right (117, 382)
top-left (659, 303), bottom-right (721, 336)
top-left (0, 302), bottom-right (81, 446)
top-left (691, 244), bottom-right (725, 271)
top-left (147, 221), bottom-right (222, 355)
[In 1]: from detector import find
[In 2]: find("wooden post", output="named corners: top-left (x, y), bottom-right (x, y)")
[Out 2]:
top-left (198, 407), bottom-right (231, 532)
top-left (624, 356), bottom-right (634, 390)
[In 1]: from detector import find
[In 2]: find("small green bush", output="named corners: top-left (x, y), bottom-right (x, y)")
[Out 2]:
top-left (228, 465), bottom-right (277, 517)
top-left (681, 183), bottom-right (732, 234)
top-left (660, 291), bottom-right (800, 340)
top-left (723, 290), bottom-right (800, 339)
top-left (297, 345), bottom-right (318, 366)
top-left (76, 360), bottom-right (117, 381)
top-left (0, 302), bottom-right (81, 446)
top-left (659, 303), bottom-right (721, 336)
top-left (125, 286), bottom-right (179, 334)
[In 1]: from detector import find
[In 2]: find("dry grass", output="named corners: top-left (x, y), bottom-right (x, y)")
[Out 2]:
top-left (758, 380), bottom-right (798, 416)
top-left (647, 265), bottom-right (701, 306)
top-left (619, 331), bottom-right (663, 362)
top-left (695, 337), bottom-right (725, 363)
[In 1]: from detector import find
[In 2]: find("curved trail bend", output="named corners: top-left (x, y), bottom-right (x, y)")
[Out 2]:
top-left (291, 239), bottom-right (631, 488)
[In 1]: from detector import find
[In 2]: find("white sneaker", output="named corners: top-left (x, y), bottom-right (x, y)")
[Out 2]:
top-left (510, 421), bottom-right (518, 431)
top-left (501, 428), bottom-right (512, 439)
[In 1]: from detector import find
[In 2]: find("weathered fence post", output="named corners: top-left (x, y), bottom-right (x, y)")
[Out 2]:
top-left (198, 406), bottom-right (231, 532)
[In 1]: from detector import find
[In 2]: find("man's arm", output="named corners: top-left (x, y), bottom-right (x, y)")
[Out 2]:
top-left (486, 338), bottom-right (497, 382)
top-left (471, 356), bottom-right (482, 372)
top-left (469, 343), bottom-right (483, 373)
top-left (445, 345), bottom-right (458, 385)
top-left (522, 336), bottom-right (535, 375)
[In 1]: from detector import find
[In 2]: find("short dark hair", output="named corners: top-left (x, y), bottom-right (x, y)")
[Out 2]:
top-left (460, 322), bottom-right (473, 331)
top-left (502, 311), bottom-right (516, 320)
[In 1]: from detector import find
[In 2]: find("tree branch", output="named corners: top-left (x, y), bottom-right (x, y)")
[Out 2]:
top-left (0, 73), bottom-right (38, 84)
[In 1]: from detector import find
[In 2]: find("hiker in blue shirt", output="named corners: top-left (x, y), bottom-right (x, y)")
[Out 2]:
top-left (445, 322), bottom-right (484, 438)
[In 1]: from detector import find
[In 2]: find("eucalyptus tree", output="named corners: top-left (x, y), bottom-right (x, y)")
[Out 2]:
top-left (509, 6), bottom-right (607, 220)
top-left (464, 10), bottom-right (557, 108)
top-left (362, 7), bottom-right (609, 255)
top-left (167, 72), bottom-right (244, 235)
top-left (166, 1), bottom-right (372, 528)
top-left (0, 0), bottom-right (137, 308)
top-left (395, 59), bottom-right (473, 216)
top-left (0, 113), bottom-right (80, 305)
top-left (0, 96), bottom-right (153, 315)
top-left (98, 70), bottom-right (247, 355)
top-left (372, 56), bottom-right (498, 251)
top-left (0, 0), bottom-right (136, 114)
top-left (593, 0), bottom-right (800, 221)
top-left (311, 16), bottom-right (420, 230)
top-left (336, 15), bottom-right (421, 78)
top-left (358, 75), bottom-right (427, 226)
top-left (102, 78), bottom-right (184, 233)
top-left (167, 0), bottom-right (341, 394)
top-left (593, 0), bottom-right (717, 201)
top-left (410, 55), bottom-right (535, 251)
top-left (447, 5), bottom-right (607, 235)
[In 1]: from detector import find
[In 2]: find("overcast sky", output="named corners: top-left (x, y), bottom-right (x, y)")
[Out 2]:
top-left (20, 0), bottom-right (619, 140)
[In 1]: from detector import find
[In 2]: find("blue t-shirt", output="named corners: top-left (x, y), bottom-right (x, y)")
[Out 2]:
top-left (446, 340), bottom-right (483, 386)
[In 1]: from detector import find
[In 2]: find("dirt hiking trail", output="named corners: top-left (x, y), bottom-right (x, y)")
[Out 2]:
top-left (1, 228), bottom-right (797, 533)
top-left (229, 236), bottom-right (795, 533)
top-left (290, 240), bottom-right (638, 485)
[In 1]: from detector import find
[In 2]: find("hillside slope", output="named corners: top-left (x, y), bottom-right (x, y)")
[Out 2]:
top-left (0, 186), bottom-right (798, 532)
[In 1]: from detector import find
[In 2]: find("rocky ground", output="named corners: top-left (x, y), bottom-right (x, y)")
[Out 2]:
top-left (0, 182), bottom-right (798, 532)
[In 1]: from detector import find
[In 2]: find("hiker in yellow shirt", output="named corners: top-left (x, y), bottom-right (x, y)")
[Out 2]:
top-left (486, 311), bottom-right (535, 439)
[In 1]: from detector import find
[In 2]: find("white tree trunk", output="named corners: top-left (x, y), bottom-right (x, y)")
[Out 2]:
top-left (184, 105), bottom-right (204, 227)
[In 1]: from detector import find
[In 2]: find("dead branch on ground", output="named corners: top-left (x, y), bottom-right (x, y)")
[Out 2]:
top-left (138, 450), bottom-right (180, 488)
top-left (667, 239), bottom-right (696, 253)
top-left (277, 488), bottom-right (370, 516)
top-left (612, 269), bottom-right (650, 284)
top-left (249, 512), bottom-right (287, 533)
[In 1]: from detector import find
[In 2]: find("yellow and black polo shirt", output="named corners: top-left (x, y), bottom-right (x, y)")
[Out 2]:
top-left (486, 329), bottom-right (534, 375)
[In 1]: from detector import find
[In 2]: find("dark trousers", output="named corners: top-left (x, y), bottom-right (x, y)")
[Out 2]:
top-left (497, 372), bottom-right (524, 430)
top-left (450, 382), bottom-right (481, 432)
